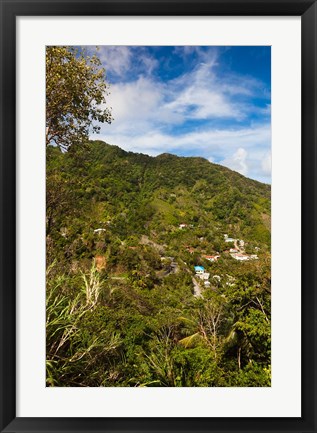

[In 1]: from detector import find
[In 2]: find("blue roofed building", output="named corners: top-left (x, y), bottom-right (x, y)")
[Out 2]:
top-left (194, 266), bottom-right (205, 274)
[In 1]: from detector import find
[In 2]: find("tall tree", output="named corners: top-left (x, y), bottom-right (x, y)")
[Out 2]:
top-left (46, 46), bottom-right (112, 150)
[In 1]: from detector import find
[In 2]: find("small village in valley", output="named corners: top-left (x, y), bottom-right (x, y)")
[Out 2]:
top-left (90, 219), bottom-right (266, 300)
top-left (191, 233), bottom-right (259, 297)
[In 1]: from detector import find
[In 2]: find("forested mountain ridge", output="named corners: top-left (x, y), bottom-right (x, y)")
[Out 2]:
top-left (46, 140), bottom-right (271, 387)
top-left (47, 140), bottom-right (270, 250)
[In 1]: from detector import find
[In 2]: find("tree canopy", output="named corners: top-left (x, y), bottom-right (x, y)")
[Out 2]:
top-left (46, 46), bottom-right (112, 150)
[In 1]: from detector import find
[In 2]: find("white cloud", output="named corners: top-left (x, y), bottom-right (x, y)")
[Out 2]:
top-left (165, 85), bottom-right (240, 119)
top-left (103, 59), bottom-right (255, 136)
top-left (261, 152), bottom-right (272, 176)
top-left (107, 77), bottom-right (164, 126)
top-left (167, 61), bottom-right (243, 120)
top-left (138, 54), bottom-right (159, 74)
top-left (101, 123), bottom-right (270, 155)
top-left (99, 46), bottom-right (160, 79)
top-left (173, 46), bottom-right (219, 67)
top-left (99, 46), bottom-right (132, 77)
top-left (220, 148), bottom-right (248, 176)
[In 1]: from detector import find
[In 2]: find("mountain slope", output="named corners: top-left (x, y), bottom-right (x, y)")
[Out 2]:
top-left (47, 140), bottom-right (270, 254)
top-left (46, 140), bottom-right (271, 387)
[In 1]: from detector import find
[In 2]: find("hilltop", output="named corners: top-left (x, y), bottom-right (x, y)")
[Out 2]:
top-left (47, 140), bottom-right (270, 254)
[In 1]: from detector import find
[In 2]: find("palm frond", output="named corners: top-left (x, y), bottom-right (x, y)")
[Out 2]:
top-left (178, 332), bottom-right (202, 348)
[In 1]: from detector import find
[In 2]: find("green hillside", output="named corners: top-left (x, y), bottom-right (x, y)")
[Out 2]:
top-left (46, 140), bottom-right (271, 387)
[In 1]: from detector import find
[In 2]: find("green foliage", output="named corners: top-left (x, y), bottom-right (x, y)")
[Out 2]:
top-left (46, 141), bottom-right (271, 387)
top-left (46, 263), bottom-right (123, 386)
top-left (46, 47), bottom-right (112, 150)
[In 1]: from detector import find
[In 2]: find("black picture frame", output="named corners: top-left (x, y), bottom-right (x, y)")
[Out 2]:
top-left (0, 1), bottom-right (316, 432)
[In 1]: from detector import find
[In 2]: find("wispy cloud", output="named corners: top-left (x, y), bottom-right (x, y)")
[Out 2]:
top-left (98, 46), bottom-right (133, 78)
top-left (165, 70), bottom-right (241, 120)
top-left (104, 58), bottom-right (267, 130)
top-left (98, 46), bottom-right (160, 79)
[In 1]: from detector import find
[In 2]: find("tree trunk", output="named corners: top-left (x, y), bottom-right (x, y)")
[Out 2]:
top-left (237, 347), bottom-right (241, 370)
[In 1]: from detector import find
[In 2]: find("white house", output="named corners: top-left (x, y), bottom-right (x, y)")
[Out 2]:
top-left (197, 272), bottom-right (210, 281)
top-left (204, 255), bottom-right (220, 262)
top-left (179, 223), bottom-right (187, 229)
top-left (231, 253), bottom-right (250, 261)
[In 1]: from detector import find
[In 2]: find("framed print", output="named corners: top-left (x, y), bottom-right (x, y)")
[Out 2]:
top-left (0, 1), bottom-right (316, 432)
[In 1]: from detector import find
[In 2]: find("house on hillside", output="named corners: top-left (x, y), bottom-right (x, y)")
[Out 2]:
top-left (195, 266), bottom-right (210, 281)
top-left (179, 223), bottom-right (187, 229)
top-left (231, 252), bottom-right (259, 261)
top-left (204, 255), bottom-right (220, 262)
top-left (231, 252), bottom-right (249, 261)
top-left (194, 266), bottom-right (205, 274)
top-left (197, 272), bottom-right (210, 281)
top-left (94, 228), bottom-right (106, 234)
top-left (225, 237), bottom-right (235, 243)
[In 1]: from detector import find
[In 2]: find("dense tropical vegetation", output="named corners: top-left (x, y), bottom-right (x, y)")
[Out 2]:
top-left (46, 141), bottom-right (271, 387)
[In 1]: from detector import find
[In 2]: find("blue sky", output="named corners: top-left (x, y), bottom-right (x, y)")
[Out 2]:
top-left (91, 46), bottom-right (271, 184)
